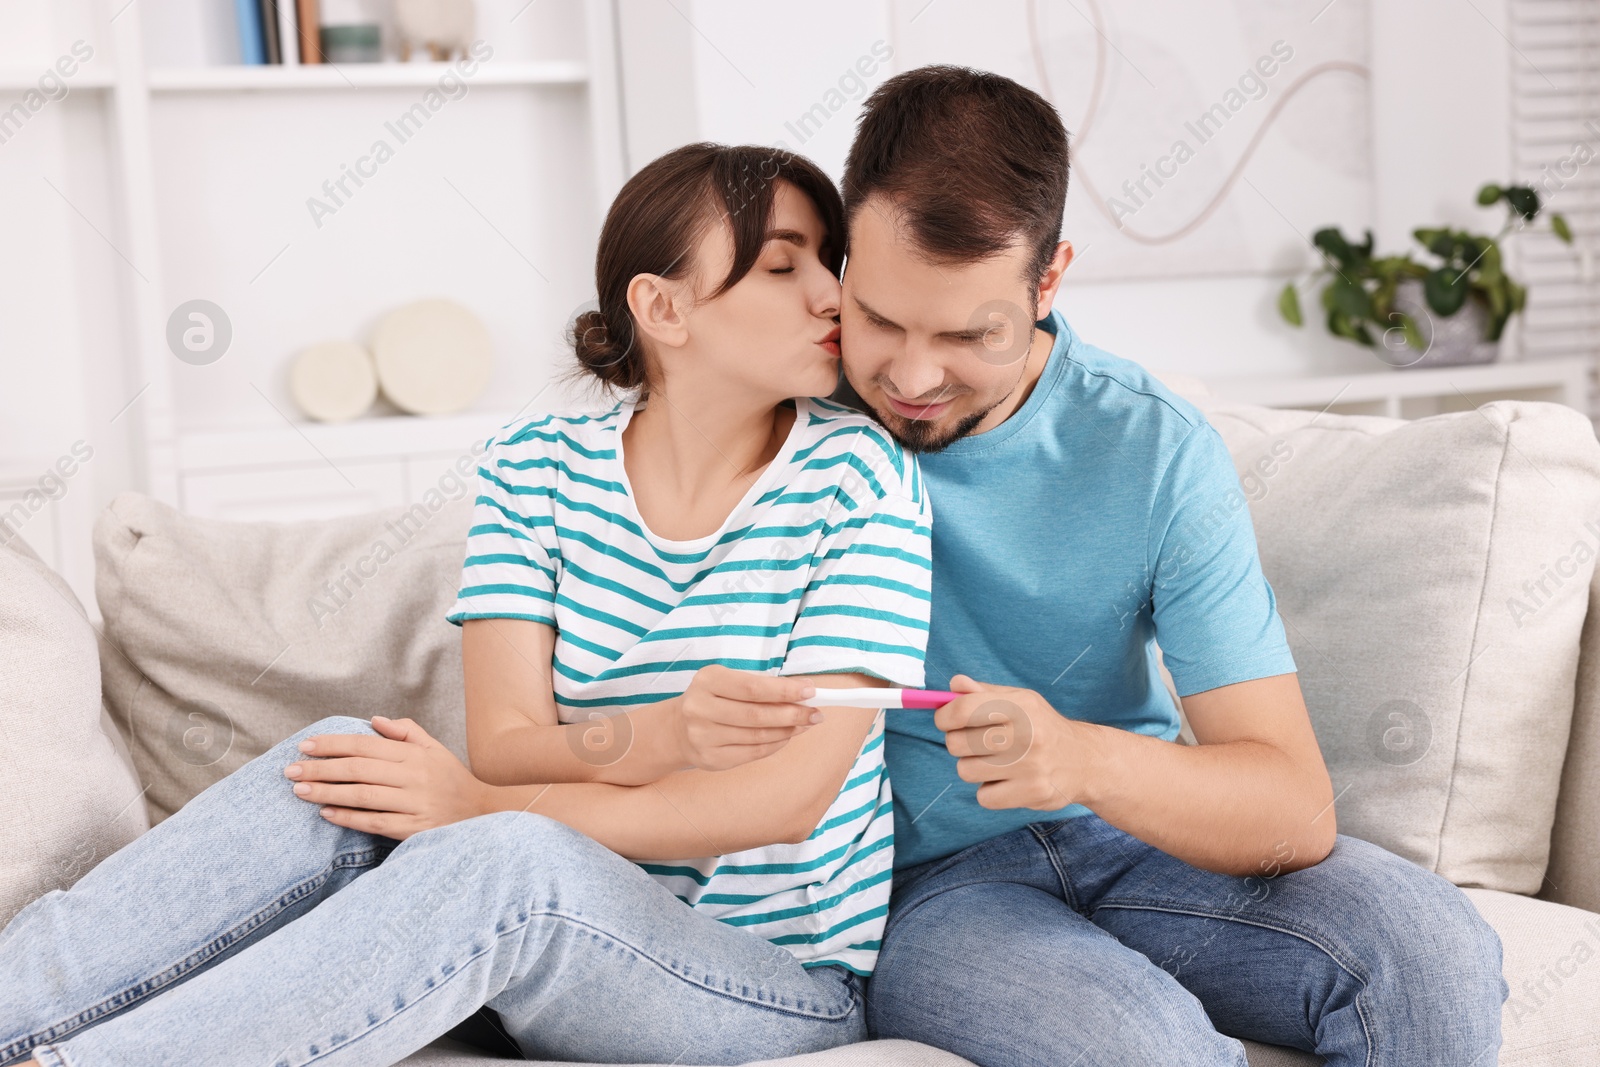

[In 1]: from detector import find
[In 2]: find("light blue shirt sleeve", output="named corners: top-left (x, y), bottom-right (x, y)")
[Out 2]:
top-left (1147, 420), bottom-right (1298, 697)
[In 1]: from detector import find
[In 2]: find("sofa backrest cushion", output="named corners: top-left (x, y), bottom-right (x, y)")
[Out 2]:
top-left (94, 491), bottom-right (474, 825)
top-left (0, 528), bottom-right (148, 928)
top-left (1200, 398), bottom-right (1600, 895)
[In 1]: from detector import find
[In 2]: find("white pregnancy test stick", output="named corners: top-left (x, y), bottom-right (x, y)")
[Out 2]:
top-left (797, 687), bottom-right (960, 710)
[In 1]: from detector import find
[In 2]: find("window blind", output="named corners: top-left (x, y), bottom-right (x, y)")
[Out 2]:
top-left (1508, 0), bottom-right (1600, 417)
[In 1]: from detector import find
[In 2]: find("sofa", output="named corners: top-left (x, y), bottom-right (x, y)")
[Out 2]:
top-left (2, 382), bottom-right (1598, 1067)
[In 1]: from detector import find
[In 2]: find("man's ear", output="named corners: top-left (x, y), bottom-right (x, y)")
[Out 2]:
top-left (1035, 240), bottom-right (1075, 311)
top-left (627, 273), bottom-right (692, 351)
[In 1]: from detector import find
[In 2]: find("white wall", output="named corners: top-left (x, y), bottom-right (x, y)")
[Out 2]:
top-left (0, 0), bottom-right (1525, 610)
top-left (627, 0), bottom-right (1516, 383)
top-left (0, 2), bottom-right (121, 598)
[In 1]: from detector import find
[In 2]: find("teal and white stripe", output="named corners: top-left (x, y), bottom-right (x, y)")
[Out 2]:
top-left (448, 395), bottom-right (933, 974)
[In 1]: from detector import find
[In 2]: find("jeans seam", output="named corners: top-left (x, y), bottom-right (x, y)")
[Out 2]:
top-left (515, 909), bottom-right (859, 1021)
top-left (1093, 899), bottom-right (1370, 985)
top-left (1356, 990), bottom-right (1375, 1067)
top-left (29, 1042), bottom-right (72, 1067)
top-left (1029, 822), bottom-right (1084, 914)
top-left (10, 848), bottom-right (390, 1063)
top-left (292, 908), bottom-right (856, 1066)
top-left (1100, 899), bottom-right (1377, 1066)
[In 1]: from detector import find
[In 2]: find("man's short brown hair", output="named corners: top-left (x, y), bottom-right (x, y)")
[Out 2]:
top-left (842, 64), bottom-right (1069, 284)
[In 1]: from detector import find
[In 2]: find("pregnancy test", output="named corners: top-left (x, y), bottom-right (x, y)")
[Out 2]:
top-left (798, 688), bottom-right (959, 710)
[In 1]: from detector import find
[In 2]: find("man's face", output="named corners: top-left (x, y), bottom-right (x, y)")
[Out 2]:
top-left (839, 198), bottom-right (1052, 453)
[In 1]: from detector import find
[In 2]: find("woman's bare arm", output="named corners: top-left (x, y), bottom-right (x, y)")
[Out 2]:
top-left (474, 676), bottom-right (886, 860)
top-left (460, 616), bottom-right (891, 858)
top-left (462, 617), bottom-right (819, 788)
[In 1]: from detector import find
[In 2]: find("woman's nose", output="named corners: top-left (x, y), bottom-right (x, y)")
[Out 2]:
top-left (812, 270), bottom-right (842, 318)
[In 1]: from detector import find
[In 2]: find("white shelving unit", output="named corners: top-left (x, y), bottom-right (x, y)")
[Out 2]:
top-left (0, 69), bottom-right (114, 90)
top-left (87, 0), bottom-right (626, 524)
top-left (145, 59), bottom-right (589, 91)
top-left (1206, 357), bottom-right (1593, 423)
top-left (171, 408), bottom-right (527, 523)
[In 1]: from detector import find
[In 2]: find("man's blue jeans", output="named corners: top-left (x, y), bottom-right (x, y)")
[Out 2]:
top-left (866, 812), bottom-right (1508, 1066)
top-left (0, 716), bottom-right (866, 1066)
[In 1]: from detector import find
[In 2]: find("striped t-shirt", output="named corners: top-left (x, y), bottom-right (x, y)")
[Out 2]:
top-left (446, 394), bottom-right (933, 974)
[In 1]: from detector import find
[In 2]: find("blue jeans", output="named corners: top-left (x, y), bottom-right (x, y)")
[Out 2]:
top-left (0, 716), bottom-right (865, 1066)
top-left (866, 813), bottom-right (1508, 1067)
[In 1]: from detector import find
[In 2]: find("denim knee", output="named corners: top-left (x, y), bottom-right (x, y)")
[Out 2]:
top-left (1358, 866), bottom-right (1507, 1055)
top-left (410, 812), bottom-right (603, 908)
top-left (447, 811), bottom-right (585, 862)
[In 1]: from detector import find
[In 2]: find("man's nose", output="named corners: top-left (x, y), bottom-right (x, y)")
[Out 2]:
top-left (888, 357), bottom-right (948, 403)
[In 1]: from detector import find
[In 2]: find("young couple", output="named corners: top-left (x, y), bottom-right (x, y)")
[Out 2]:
top-left (2, 66), bottom-right (1505, 1067)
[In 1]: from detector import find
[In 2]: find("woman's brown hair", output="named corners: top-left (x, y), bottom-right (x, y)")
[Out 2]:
top-left (570, 142), bottom-right (845, 393)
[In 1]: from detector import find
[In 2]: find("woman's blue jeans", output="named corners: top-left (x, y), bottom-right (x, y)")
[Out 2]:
top-left (866, 811), bottom-right (1510, 1067)
top-left (0, 716), bottom-right (865, 1066)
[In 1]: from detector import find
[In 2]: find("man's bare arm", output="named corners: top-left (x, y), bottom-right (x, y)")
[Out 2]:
top-left (1075, 672), bottom-right (1336, 876)
top-left (938, 671), bottom-right (1336, 878)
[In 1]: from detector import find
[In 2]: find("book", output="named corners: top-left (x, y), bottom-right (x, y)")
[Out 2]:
top-left (277, 0), bottom-right (300, 64)
top-left (297, 0), bottom-right (321, 64)
top-left (233, 0), bottom-right (266, 64)
top-left (259, 0), bottom-right (282, 64)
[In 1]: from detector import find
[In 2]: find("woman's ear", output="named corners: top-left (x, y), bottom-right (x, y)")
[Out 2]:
top-left (627, 273), bottom-right (691, 351)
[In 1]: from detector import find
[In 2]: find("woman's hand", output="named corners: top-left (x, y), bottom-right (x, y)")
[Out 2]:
top-left (666, 664), bottom-right (820, 771)
top-left (283, 716), bottom-right (490, 840)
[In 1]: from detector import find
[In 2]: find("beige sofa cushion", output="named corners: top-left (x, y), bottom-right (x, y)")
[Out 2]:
top-left (0, 530), bottom-right (147, 927)
top-left (1199, 399), bottom-right (1600, 895)
top-left (1465, 888), bottom-right (1600, 1066)
top-left (94, 491), bottom-right (475, 825)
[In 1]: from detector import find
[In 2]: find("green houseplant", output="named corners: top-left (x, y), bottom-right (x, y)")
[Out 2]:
top-left (1277, 183), bottom-right (1574, 366)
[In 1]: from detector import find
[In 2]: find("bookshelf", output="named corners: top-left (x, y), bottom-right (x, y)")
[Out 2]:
top-left (145, 59), bottom-right (589, 91)
top-left (0, 0), bottom-right (625, 606)
top-left (116, 0), bottom-right (620, 516)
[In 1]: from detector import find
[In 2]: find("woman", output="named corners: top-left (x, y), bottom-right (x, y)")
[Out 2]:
top-left (0, 143), bottom-right (932, 1067)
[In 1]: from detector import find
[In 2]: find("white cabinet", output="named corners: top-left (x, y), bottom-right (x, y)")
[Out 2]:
top-left (171, 409), bottom-right (530, 523)
top-left (1207, 357), bottom-right (1594, 425)
top-left (179, 460), bottom-right (408, 522)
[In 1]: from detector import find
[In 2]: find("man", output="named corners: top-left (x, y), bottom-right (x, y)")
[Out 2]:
top-left (833, 65), bottom-right (1507, 1066)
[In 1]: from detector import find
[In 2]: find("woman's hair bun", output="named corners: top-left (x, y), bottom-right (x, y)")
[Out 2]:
top-left (569, 308), bottom-right (639, 390)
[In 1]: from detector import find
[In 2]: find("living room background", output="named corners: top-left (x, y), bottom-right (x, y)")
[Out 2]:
top-left (0, 0), bottom-right (1594, 615)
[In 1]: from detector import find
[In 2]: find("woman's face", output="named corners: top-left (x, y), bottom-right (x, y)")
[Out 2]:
top-left (676, 179), bottom-right (843, 403)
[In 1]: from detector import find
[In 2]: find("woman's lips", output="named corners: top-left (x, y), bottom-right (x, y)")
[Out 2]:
top-left (819, 339), bottom-right (841, 356)
top-left (885, 394), bottom-right (953, 421)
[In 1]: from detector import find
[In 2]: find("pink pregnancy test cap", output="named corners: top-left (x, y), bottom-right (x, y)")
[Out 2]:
top-left (902, 689), bottom-right (960, 709)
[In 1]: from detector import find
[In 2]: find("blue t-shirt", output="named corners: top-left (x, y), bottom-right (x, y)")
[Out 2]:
top-left (885, 306), bottom-right (1298, 870)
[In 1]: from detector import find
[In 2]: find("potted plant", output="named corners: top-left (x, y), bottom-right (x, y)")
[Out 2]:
top-left (1277, 183), bottom-right (1574, 367)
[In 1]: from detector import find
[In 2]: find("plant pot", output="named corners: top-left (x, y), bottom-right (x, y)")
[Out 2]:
top-left (1380, 278), bottom-right (1503, 369)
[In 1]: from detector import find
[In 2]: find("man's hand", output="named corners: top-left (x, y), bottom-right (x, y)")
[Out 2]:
top-left (664, 664), bottom-right (820, 771)
top-left (935, 674), bottom-right (1094, 811)
top-left (284, 716), bottom-right (490, 839)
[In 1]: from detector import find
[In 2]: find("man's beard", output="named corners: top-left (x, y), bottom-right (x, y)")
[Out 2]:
top-left (832, 370), bottom-right (1015, 454)
top-left (885, 403), bottom-right (995, 453)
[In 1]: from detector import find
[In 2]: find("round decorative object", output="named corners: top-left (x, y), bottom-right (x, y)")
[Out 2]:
top-left (370, 298), bottom-right (493, 416)
top-left (289, 341), bottom-right (378, 422)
